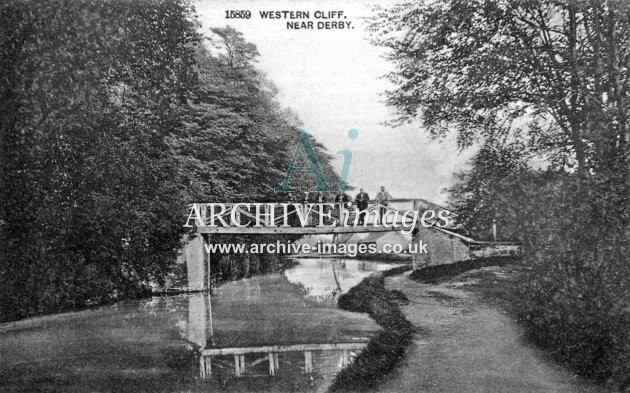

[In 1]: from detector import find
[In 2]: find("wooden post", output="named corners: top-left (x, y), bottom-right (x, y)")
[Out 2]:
top-left (451, 235), bottom-right (456, 264)
top-left (200, 204), bottom-right (207, 224)
top-left (200, 355), bottom-right (212, 378)
top-left (206, 235), bottom-right (211, 291)
top-left (206, 356), bottom-right (212, 376)
top-left (206, 293), bottom-right (215, 346)
top-left (235, 205), bottom-right (241, 226)
top-left (268, 352), bottom-right (276, 375)
top-left (200, 355), bottom-right (205, 378)
top-left (340, 350), bottom-right (349, 367)
top-left (411, 228), bottom-right (418, 271)
top-left (234, 354), bottom-right (246, 376)
top-left (304, 351), bottom-right (313, 373)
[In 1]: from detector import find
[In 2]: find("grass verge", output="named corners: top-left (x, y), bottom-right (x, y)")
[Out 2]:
top-left (409, 256), bottom-right (521, 284)
top-left (328, 274), bottom-right (414, 392)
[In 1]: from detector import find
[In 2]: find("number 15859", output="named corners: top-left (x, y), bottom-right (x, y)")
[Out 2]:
top-left (225, 10), bottom-right (251, 19)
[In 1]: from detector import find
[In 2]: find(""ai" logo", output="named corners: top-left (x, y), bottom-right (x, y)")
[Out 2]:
top-left (274, 129), bottom-right (357, 192)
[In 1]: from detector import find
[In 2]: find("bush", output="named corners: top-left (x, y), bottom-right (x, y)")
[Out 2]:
top-left (517, 237), bottom-right (630, 390)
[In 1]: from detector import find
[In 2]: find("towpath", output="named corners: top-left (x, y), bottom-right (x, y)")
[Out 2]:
top-left (375, 271), bottom-right (609, 393)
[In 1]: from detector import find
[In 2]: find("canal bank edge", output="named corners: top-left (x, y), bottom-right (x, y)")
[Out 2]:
top-left (329, 273), bottom-right (415, 392)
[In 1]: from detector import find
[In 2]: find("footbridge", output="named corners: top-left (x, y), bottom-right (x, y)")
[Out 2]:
top-left (178, 199), bottom-right (520, 292)
top-left (187, 198), bottom-right (442, 235)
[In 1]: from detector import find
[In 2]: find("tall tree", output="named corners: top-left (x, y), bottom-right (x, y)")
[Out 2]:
top-left (370, 1), bottom-right (630, 387)
top-left (0, 0), bottom-right (200, 320)
top-left (0, 3), bottom-right (341, 321)
top-left (369, 0), bottom-right (629, 174)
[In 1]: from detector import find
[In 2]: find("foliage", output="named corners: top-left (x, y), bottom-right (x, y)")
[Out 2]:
top-left (0, 2), bottom-right (337, 322)
top-left (370, 0), bottom-right (630, 387)
top-left (0, 0), bottom-right (200, 320)
top-left (208, 235), bottom-right (298, 283)
top-left (517, 174), bottom-right (630, 389)
top-left (369, 0), bottom-right (630, 172)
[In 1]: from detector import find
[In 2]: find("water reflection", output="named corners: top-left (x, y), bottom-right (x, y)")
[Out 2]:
top-left (179, 258), bottom-right (398, 380)
top-left (284, 258), bottom-right (403, 304)
top-left (185, 293), bottom-right (213, 347)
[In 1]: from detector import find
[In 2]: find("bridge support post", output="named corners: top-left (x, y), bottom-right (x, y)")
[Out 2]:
top-left (179, 234), bottom-right (205, 291)
top-left (202, 234), bottom-right (212, 291)
top-left (268, 352), bottom-right (279, 375)
top-left (234, 354), bottom-right (245, 376)
top-left (339, 350), bottom-right (349, 367)
top-left (304, 351), bottom-right (313, 373)
top-left (411, 229), bottom-right (419, 270)
top-left (199, 355), bottom-right (212, 378)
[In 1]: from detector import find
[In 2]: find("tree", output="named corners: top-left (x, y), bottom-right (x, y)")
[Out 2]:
top-left (0, 2), bottom-right (340, 322)
top-left (369, 0), bottom-right (629, 175)
top-left (175, 26), bottom-right (340, 282)
top-left (0, 0), bottom-right (202, 320)
top-left (370, 1), bottom-right (630, 387)
top-left (176, 26), bottom-right (339, 204)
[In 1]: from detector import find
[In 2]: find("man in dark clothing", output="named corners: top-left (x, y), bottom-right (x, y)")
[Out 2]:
top-left (333, 190), bottom-right (351, 225)
top-left (355, 188), bottom-right (369, 225)
top-left (299, 191), bottom-right (314, 226)
top-left (314, 192), bottom-right (327, 203)
top-left (314, 192), bottom-right (330, 224)
top-left (286, 193), bottom-right (298, 227)
top-left (300, 191), bottom-right (311, 204)
top-left (334, 190), bottom-right (350, 205)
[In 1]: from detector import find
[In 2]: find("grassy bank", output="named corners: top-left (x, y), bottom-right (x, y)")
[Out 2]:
top-left (329, 274), bottom-right (414, 392)
top-left (409, 256), bottom-right (521, 284)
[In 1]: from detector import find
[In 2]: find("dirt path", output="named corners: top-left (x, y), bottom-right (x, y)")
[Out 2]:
top-left (375, 272), bottom-right (609, 393)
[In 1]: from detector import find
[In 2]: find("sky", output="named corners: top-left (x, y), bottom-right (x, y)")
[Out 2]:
top-left (196, 0), bottom-right (473, 204)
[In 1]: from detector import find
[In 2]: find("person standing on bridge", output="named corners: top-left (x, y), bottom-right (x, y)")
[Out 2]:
top-left (286, 193), bottom-right (298, 227)
top-left (300, 190), bottom-right (314, 226)
top-left (334, 190), bottom-right (350, 206)
top-left (333, 190), bottom-right (351, 224)
top-left (355, 188), bottom-right (370, 225)
top-left (375, 186), bottom-right (392, 224)
top-left (315, 191), bottom-right (330, 225)
top-left (315, 192), bottom-right (327, 204)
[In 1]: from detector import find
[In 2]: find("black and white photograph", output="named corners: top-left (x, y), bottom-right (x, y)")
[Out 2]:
top-left (1, 0), bottom-right (628, 392)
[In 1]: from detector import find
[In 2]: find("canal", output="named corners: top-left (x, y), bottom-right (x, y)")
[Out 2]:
top-left (0, 258), bottom-right (401, 392)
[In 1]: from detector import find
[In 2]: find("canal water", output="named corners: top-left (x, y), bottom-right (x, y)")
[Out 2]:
top-left (0, 258), bottom-right (401, 392)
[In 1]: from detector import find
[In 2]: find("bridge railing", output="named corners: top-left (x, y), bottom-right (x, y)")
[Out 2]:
top-left (189, 199), bottom-right (448, 229)
top-left (199, 342), bottom-right (367, 378)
